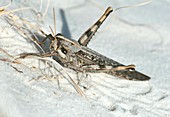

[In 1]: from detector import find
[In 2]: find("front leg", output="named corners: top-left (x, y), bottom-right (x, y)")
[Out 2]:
top-left (37, 34), bottom-right (54, 45)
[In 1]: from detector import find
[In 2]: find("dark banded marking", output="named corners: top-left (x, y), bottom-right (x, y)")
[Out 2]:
top-left (95, 21), bottom-right (102, 27)
top-left (78, 7), bottom-right (113, 46)
top-left (85, 30), bottom-right (93, 39)
top-left (76, 50), bottom-right (122, 67)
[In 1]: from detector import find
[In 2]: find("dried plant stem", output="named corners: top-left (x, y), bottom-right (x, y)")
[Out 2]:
top-left (15, 54), bottom-right (86, 98)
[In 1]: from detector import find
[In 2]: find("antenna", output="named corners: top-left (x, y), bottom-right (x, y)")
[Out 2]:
top-left (53, 8), bottom-right (56, 36)
top-left (114, 0), bottom-right (153, 13)
top-left (49, 8), bottom-right (57, 41)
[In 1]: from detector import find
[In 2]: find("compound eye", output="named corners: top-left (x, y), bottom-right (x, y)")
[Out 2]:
top-left (61, 47), bottom-right (67, 54)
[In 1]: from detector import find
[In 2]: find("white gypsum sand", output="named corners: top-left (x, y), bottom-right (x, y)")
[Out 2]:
top-left (0, 0), bottom-right (169, 117)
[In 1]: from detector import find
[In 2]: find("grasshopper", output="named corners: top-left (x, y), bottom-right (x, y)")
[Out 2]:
top-left (20, 6), bottom-right (150, 81)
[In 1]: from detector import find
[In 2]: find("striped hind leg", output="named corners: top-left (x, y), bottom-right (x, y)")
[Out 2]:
top-left (78, 7), bottom-right (113, 46)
